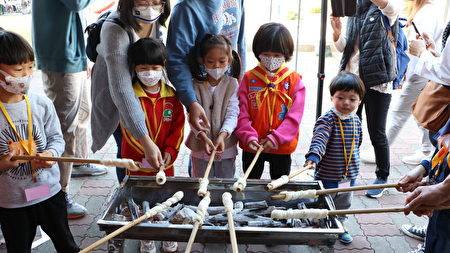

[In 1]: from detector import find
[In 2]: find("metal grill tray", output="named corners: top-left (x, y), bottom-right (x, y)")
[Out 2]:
top-left (97, 176), bottom-right (344, 245)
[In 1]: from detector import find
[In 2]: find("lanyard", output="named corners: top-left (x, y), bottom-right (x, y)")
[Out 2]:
top-left (432, 145), bottom-right (449, 178)
top-left (338, 117), bottom-right (356, 179)
top-left (0, 95), bottom-right (36, 181)
top-left (251, 64), bottom-right (293, 132)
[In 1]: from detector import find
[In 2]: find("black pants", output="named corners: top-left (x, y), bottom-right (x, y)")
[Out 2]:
top-left (0, 190), bottom-right (79, 253)
top-left (356, 89), bottom-right (391, 180)
top-left (113, 127), bottom-right (126, 183)
top-left (242, 151), bottom-right (291, 179)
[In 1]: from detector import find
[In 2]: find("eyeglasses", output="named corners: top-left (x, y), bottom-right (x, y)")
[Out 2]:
top-left (134, 0), bottom-right (165, 9)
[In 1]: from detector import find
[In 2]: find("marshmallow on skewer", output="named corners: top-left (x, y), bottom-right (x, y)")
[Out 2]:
top-left (232, 177), bottom-right (247, 192)
top-left (101, 158), bottom-right (141, 171)
top-left (197, 178), bottom-right (209, 197)
top-left (271, 209), bottom-right (329, 219)
top-left (280, 190), bottom-right (318, 201)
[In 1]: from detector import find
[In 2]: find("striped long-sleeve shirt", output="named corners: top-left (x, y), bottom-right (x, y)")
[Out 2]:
top-left (305, 110), bottom-right (363, 180)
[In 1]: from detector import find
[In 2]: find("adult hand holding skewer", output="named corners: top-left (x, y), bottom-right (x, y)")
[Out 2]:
top-left (396, 165), bottom-right (427, 193)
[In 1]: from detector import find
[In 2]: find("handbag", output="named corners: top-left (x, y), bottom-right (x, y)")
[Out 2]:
top-left (412, 81), bottom-right (450, 132)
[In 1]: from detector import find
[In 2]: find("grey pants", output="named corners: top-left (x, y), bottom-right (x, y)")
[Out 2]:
top-left (191, 156), bottom-right (236, 178)
top-left (42, 71), bottom-right (90, 192)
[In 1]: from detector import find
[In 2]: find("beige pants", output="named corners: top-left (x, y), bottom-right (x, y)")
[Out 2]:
top-left (42, 71), bottom-right (90, 192)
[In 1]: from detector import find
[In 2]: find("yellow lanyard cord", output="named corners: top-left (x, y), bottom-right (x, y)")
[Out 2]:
top-left (251, 64), bottom-right (294, 132)
top-left (0, 95), bottom-right (36, 181)
top-left (338, 117), bottom-right (356, 179)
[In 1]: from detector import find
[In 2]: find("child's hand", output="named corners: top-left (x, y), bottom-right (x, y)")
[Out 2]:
top-left (248, 140), bottom-right (261, 152)
top-left (261, 138), bottom-right (275, 152)
top-left (163, 152), bottom-right (172, 166)
top-left (304, 160), bottom-right (316, 169)
top-left (34, 150), bottom-right (55, 168)
top-left (214, 132), bottom-right (228, 154)
top-left (199, 132), bottom-right (215, 155)
top-left (0, 150), bottom-right (20, 171)
top-left (396, 165), bottom-right (426, 193)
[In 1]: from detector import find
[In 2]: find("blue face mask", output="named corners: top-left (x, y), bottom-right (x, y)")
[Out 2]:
top-left (132, 5), bottom-right (163, 24)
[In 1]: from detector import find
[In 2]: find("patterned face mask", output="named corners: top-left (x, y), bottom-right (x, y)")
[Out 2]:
top-left (0, 70), bottom-right (32, 95)
top-left (133, 4), bottom-right (163, 24)
top-left (204, 66), bottom-right (228, 80)
top-left (259, 55), bottom-right (285, 72)
top-left (137, 70), bottom-right (162, 87)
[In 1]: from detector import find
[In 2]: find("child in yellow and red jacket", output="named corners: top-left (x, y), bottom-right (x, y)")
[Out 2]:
top-left (235, 23), bottom-right (306, 179)
top-left (121, 38), bottom-right (185, 178)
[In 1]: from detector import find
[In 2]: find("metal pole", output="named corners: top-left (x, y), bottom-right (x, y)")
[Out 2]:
top-left (269, 0), bottom-right (273, 21)
top-left (294, 0), bottom-right (302, 72)
top-left (315, 0), bottom-right (328, 119)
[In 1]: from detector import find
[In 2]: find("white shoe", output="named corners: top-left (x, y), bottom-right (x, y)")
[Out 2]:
top-left (140, 240), bottom-right (156, 253)
top-left (402, 151), bottom-right (429, 165)
top-left (162, 241), bottom-right (178, 252)
top-left (360, 149), bottom-right (376, 164)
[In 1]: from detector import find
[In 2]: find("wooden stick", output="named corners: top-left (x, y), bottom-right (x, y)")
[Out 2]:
top-left (185, 221), bottom-right (200, 253)
top-left (203, 150), bottom-right (217, 179)
top-left (12, 155), bottom-right (141, 171)
top-left (79, 191), bottom-right (183, 253)
top-left (185, 192), bottom-right (211, 253)
top-left (271, 182), bottom-right (426, 200)
top-left (266, 164), bottom-right (314, 191)
top-left (223, 192), bottom-right (238, 253)
top-left (243, 146), bottom-right (264, 180)
top-left (13, 155), bottom-right (102, 164)
top-left (329, 205), bottom-right (450, 216)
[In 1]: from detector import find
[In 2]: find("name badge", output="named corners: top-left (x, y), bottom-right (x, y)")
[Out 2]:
top-left (25, 184), bottom-right (51, 202)
top-left (338, 180), bottom-right (351, 188)
top-left (141, 158), bottom-right (153, 169)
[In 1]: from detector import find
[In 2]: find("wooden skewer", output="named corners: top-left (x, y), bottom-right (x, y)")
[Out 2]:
top-left (185, 192), bottom-right (211, 253)
top-left (266, 164), bottom-right (314, 191)
top-left (223, 192), bottom-right (238, 253)
top-left (329, 205), bottom-right (450, 216)
top-left (243, 146), bottom-right (264, 181)
top-left (271, 182), bottom-right (426, 200)
top-left (203, 150), bottom-right (217, 179)
top-left (12, 155), bottom-right (142, 171)
top-left (79, 191), bottom-right (183, 253)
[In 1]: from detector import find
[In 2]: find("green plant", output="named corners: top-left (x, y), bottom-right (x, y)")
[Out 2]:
top-left (310, 7), bottom-right (321, 14)
top-left (287, 10), bottom-right (298, 20)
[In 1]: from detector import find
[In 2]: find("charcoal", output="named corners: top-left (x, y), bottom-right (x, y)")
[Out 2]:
top-left (234, 201), bottom-right (244, 211)
top-left (207, 206), bottom-right (225, 215)
top-left (170, 207), bottom-right (197, 225)
top-left (247, 220), bottom-right (284, 227)
top-left (244, 200), bottom-right (268, 209)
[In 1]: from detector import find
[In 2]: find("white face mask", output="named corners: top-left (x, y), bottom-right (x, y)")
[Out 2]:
top-left (0, 70), bottom-right (32, 95)
top-left (204, 66), bottom-right (227, 80)
top-left (259, 55), bottom-right (285, 72)
top-left (133, 5), bottom-right (163, 24)
top-left (137, 70), bottom-right (162, 87)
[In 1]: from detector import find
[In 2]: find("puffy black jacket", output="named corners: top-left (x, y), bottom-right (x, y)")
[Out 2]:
top-left (339, 2), bottom-right (397, 88)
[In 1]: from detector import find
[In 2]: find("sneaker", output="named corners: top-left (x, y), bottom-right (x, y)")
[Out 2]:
top-left (65, 193), bottom-right (87, 219)
top-left (402, 151), bottom-right (430, 166)
top-left (72, 163), bottom-right (108, 177)
top-left (408, 243), bottom-right (425, 253)
top-left (366, 178), bottom-right (388, 198)
top-left (339, 227), bottom-right (353, 244)
top-left (162, 241), bottom-right (178, 252)
top-left (360, 149), bottom-right (376, 164)
top-left (140, 240), bottom-right (156, 253)
top-left (401, 224), bottom-right (426, 241)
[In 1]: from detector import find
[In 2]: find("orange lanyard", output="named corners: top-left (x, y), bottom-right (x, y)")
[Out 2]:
top-left (338, 117), bottom-right (356, 179)
top-left (0, 95), bottom-right (36, 181)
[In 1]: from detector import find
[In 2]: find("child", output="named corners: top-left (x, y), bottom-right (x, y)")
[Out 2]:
top-left (0, 31), bottom-right (78, 252)
top-left (124, 38), bottom-right (184, 253)
top-left (235, 22), bottom-right (306, 179)
top-left (186, 34), bottom-right (241, 178)
top-left (304, 71), bottom-right (365, 244)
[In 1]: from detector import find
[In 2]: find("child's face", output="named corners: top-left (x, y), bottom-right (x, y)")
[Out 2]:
top-left (260, 51), bottom-right (284, 59)
top-left (0, 62), bottom-right (34, 81)
top-left (202, 47), bottom-right (229, 70)
top-left (331, 90), bottom-right (361, 115)
top-left (135, 64), bottom-right (163, 72)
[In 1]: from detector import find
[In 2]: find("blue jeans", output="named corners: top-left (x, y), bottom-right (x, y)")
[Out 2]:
top-left (317, 178), bottom-right (356, 224)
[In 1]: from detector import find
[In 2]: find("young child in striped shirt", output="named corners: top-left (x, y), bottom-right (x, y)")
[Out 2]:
top-left (305, 71), bottom-right (365, 244)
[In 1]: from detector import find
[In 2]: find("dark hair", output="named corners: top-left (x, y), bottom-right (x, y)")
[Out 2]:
top-left (118, 0), bottom-right (171, 32)
top-left (252, 22), bottom-right (294, 62)
top-left (0, 30), bottom-right (34, 65)
top-left (128, 37), bottom-right (167, 67)
top-left (190, 34), bottom-right (242, 81)
top-left (329, 71), bottom-right (366, 99)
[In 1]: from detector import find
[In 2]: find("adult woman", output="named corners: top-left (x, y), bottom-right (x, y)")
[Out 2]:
top-left (90, 0), bottom-right (171, 183)
top-left (385, 0), bottom-right (443, 165)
